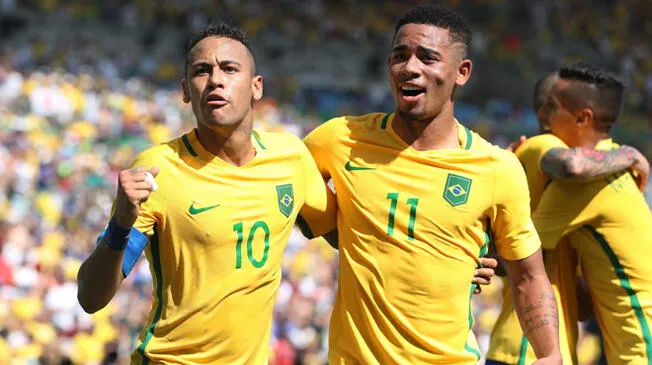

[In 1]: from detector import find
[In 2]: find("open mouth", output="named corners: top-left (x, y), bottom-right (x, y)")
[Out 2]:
top-left (400, 86), bottom-right (425, 97)
top-left (206, 94), bottom-right (228, 107)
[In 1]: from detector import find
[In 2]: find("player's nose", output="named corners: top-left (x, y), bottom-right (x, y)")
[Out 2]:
top-left (399, 54), bottom-right (421, 80)
top-left (207, 69), bottom-right (225, 89)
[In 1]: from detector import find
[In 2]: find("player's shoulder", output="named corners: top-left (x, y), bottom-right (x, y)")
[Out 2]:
top-left (131, 136), bottom-right (180, 167)
top-left (254, 129), bottom-right (303, 147)
top-left (308, 112), bottom-right (388, 138)
top-left (466, 130), bottom-right (523, 172)
top-left (517, 134), bottom-right (567, 154)
top-left (253, 129), bottom-right (309, 156)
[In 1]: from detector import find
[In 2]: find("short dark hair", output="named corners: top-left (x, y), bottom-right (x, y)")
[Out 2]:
top-left (394, 4), bottom-right (472, 58)
top-left (185, 23), bottom-right (256, 74)
top-left (533, 73), bottom-right (557, 112)
top-left (557, 62), bottom-right (624, 132)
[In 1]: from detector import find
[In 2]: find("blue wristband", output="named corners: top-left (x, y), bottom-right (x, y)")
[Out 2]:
top-left (104, 217), bottom-right (131, 251)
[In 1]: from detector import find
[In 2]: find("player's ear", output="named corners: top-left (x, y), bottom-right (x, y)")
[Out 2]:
top-left (252, 75), bottom-right (263, 102)
top-left (181, 79), bottom-right (191, 104)
top-left (455, 57), bottom-right (472, 87)
top-left (577, 108), bottom-right (593, 127)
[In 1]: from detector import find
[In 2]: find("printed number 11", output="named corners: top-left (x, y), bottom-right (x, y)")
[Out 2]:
top-left (386, 192), bottom-right (419, 241)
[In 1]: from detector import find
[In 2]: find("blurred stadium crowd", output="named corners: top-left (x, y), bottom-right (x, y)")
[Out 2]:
top-left (0, 0), bottom-right (651, 364)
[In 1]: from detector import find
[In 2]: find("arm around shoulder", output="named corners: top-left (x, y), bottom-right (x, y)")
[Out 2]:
top-left (541, 145), bottom-right (646, 185)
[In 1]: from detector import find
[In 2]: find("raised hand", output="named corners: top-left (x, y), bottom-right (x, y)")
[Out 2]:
top-left (113, 166), bottom-right (159, 229)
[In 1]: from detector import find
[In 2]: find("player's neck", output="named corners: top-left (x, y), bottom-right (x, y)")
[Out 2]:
top-left (392, 105), bottom-right (459, 151)
top-left (195, 123), bottom-right (256, 166)
top-left (576, 130), bottom-right (610, 148)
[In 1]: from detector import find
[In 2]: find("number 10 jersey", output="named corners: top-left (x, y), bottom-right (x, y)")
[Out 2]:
top-left (119, 129), bottom-right (336, 364)
top-left (304, 113), bottom-right (541, 365)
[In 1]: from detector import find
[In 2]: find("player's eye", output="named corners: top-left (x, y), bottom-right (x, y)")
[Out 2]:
top-left (194, 66), bottom-right (210, 75)
top-left (224, 65), bottom-right (239, 73)
top-left (392, 53), bottom-right (408, 62)
top-left (422, 55), bottom-right (437, 62)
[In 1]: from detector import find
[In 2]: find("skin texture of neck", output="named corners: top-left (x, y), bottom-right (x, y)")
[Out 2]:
top-left (195, 118), bottom-right (256, 166)
top-left (569, 128), bottom-right (611, 148)
top-left (392, 101), bottom-right (460, 151)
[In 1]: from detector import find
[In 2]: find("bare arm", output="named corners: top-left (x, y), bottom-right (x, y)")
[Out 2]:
top-left (77, 167), bottom-right (157, 313)
top-left (505, 249), bottom-right (561, 363)
top-left (77, 239), bottom-right (126, 313)
top-left (541, 146), bottom-right (648, 188)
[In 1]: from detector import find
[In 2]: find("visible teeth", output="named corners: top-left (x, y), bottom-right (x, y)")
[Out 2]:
top-left (401, 86), bottom-right (422, 91)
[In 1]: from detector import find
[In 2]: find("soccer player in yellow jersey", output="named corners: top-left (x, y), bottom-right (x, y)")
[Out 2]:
top-left (486, 71), bottom-right (650, 364)
top-left (530, 63), bottom-right (652, 364)
top-left (76, 24), bottom-right (339, 364)
top-left (304, 5), bottom-right (561, 364)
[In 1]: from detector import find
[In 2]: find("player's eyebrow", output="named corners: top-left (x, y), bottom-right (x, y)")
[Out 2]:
top-left (392, 45), bottom-right (408, 53)
top-left (218, 60), bottom-right (242, 67)
top-left (418, 46), bottom-right (441, 56)
top-left (190, 60), bottom-right (242, 68)
top-left (189, 61), bottom-right (211, 69)
top-left (392, 45), bottom-right (442, 58)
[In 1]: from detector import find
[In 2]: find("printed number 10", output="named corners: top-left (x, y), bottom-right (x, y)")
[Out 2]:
top-left (234, 221), bottom-right (270, 269)
top-left (386, 192), bottom-right (419, 241)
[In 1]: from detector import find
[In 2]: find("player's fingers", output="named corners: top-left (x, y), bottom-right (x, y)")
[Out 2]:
top-left (120, 170), bottom-right (147, 186)
top-left (472, 276), bottom-right (491, 285)
top-left (128, 180), bottom-right (155, 192)
top-left (148, 166), bottom-right (160, 177)
top-left (125, 189), bottom-right (151, 203)
top-left (473, 285), bottom-right (482, 295)
top-left (127, 166), bottom-right (149, 174)
top-left (475, 267), bottom-right (495, 278)
top-left (479, 257), bottom-right (498, 269)
top-left (636, 175), bottom-right (648, 192)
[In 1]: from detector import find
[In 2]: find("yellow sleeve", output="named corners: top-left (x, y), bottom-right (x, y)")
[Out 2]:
top-left (514, 134), bottom-right (569, 209)
top-left (125, 147), bottom-right (166, 236)
top-left (303, 118), bottom-right (341, 180)
top-left (491, 151), bottom-right (542, 261)
top-left (296, 141), bottom-right (338, 238)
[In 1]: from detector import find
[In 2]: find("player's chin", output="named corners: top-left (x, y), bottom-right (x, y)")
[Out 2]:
top-left (204, 111), bottom-right (235, 127)
top-left (397, 106), bottom-right (427, 121)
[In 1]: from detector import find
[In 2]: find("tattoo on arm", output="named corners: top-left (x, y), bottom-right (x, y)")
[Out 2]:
top-left (520, 292), bottom-right (559, 335)
top-left (541, 146), bottom-right (637, 180)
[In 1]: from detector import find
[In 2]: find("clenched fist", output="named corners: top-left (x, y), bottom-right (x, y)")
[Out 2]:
top-left (113, 166), bottom-right (159, 229)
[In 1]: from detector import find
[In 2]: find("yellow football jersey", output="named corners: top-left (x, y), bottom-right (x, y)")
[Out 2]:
top-left (119, 129), bottom-right (336, 365)
top-left (304, 113), bottom-right (541, 365)
top-left (533, 138), bottom-right (652, 364)
top-left (487, 134), bottom-right (579, 365)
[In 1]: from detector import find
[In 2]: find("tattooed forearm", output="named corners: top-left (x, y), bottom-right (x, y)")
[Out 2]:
top-left (541, 146), bottom-right (639, 180)
top-left (506, 250), bottom-right (561, 359)
top-left (519, 292), bottom-right (559, 335)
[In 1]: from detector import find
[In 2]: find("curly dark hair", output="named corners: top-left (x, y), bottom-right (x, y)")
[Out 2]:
top-left (394, 4), bottom-right (472, 58)
top-left (185, 22), bottom-right (256, 74)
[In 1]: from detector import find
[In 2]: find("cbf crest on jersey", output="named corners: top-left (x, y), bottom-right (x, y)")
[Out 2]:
top-left (276, 184), bottom-right (294, 217)
top-left (443, 173), bottom-right (472, 207)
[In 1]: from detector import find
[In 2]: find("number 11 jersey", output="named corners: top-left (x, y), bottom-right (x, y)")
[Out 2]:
top-left (304, 113), bottom-right (541, 365)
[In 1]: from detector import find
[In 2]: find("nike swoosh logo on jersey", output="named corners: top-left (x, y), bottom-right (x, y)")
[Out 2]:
top-left (188, 203), bottom-right (221, 215)
top-left (345, 161), bottom-right (375, 171)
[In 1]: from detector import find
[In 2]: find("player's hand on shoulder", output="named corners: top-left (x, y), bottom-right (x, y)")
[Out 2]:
top-left (472, 257), bottom-right (498, 294)
top-left (114, 166), bottom-right (159, 228)
top-left (505, 135), bottom-right (527, 153)
top-left (625, 146), bottom-right (649, 192)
